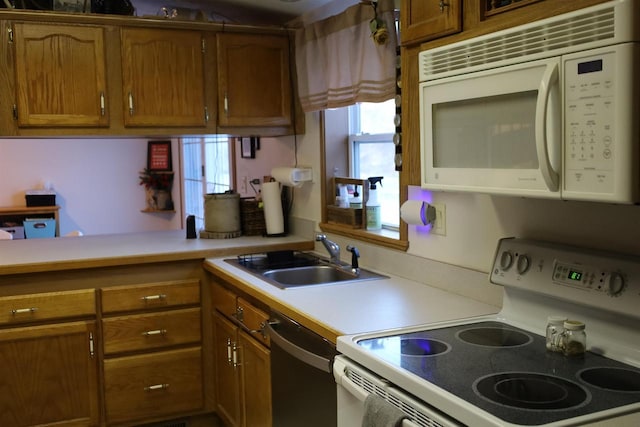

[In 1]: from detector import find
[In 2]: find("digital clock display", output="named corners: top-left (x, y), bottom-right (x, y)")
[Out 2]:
top-left (568, 270), bottom-right (583, 281)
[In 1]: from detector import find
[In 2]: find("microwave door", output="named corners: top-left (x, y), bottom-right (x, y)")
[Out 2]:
top-left (420, 58), bottom-right (562, 199)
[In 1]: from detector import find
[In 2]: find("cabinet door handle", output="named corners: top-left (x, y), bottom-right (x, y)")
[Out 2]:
top-left (140, 294), bottom-right (166, 302)
top-left (204, 106), bottom-right (209, 122)
top-left (439, 0), bottom-right (449, 12)
top-left (89, 332), bottom-right (95, 358)
top-left (250, 321), bottom-right (268, 340)
top-left (142, 329), bottom-right (167, 336)
top-left (226, 338), bottom-right (233, 364)
top-left (144, 383), bottom-right (169, 392)
top-left (11, 307), bottom-right (37, 315)
top-left (100, 92), bottom-right (105, 116)
top-left (128, 92), bottom-right (134, 116)
top-left (224, 92), bottom-right (228, 115)
top-left (232, 342), bottom-right (240, 368)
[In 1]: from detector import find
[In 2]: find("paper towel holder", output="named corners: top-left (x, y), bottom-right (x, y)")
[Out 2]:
top-left (400, 200), bottom-right (436, 226)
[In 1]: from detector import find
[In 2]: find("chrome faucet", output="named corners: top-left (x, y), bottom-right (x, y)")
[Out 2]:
top-left (316, 233), bottom-right (341, 265)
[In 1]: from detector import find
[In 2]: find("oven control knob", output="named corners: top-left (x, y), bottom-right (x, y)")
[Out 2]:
top-left (516, 255), bottom-right (531, 275)
top-left (604, 272), bottom-right (625, 297)
top-left (499, 251), bottom-right (514, 270)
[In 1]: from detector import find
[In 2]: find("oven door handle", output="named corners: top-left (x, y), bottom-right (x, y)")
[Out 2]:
top-left (334, 358), bottom-right (422, 427)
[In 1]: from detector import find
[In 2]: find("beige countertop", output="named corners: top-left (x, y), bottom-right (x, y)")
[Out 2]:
top-left (0, 230), bottom-right (314, 275)
top-left (205, 257), bottom-right (501, 342)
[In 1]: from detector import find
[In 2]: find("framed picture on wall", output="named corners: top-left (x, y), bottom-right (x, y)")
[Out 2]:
top-left (240, 137), bottom-right (256, 159)
top-left (147, 140), bottom-right (172, 171)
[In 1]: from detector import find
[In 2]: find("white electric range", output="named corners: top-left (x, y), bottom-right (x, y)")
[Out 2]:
top-left (335, 238), bottom-right (640, 426)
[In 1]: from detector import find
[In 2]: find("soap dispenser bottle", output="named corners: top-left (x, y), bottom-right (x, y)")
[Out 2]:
top-left (366, 176), bottom-right (383, 230)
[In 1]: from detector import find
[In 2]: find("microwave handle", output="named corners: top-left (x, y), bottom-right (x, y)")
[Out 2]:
top-left (535, 61), bottom-right (560, 191)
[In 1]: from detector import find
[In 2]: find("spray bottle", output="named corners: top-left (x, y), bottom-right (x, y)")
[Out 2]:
top-left (366, 176), bottom-right (384, 230)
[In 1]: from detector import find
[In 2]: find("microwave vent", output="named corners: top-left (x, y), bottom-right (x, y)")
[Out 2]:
top-left (420, 3), bottom-right (620, 81)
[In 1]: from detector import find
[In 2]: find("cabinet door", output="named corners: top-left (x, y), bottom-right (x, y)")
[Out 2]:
top-left (213, 312), bottom-right (242, 427)
top-left (217, 33), bottom-right (292, 127)
top-left (12, 22), bottom-right (108, 127)
top-left (239, 330), bottom-right (271, 427)
top-left (0, 321), bottom-right (99, 426)
top-left (400, 0), bottom-right (462, 45)
top-left (121, 28), bottom-right (206, 127)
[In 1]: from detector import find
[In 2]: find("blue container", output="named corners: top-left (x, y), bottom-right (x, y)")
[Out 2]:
top-left (24, 219), bottom-right (56, 239)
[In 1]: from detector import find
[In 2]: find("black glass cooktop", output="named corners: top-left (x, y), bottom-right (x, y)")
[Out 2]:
top-left (357, 321), bottom-right (640, 425)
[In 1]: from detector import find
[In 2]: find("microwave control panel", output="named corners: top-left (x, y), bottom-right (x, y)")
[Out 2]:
top-left (564, 49), bottom-right (616, 195)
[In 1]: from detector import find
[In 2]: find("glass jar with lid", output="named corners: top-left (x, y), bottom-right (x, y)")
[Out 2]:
top-left (561, 320), bottom-right (587, 357)
top-left (546, 316), bottom-right (567, 352)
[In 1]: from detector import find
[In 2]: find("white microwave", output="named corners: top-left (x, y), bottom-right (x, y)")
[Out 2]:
top-left (419, 0), bottom-right (640, 203)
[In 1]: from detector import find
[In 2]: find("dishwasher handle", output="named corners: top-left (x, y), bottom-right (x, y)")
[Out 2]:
top-left (266, 321), bottom-right (333, 373)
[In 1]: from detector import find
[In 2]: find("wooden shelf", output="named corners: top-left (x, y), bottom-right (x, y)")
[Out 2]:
top-left (0, 205), bottom-right (60, 237)
top-left (140, 209), bottom-right (176, 213)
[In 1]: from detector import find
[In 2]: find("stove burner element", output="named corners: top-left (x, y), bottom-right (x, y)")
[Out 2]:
top-left (475, 372), bottom-right (590, 411)
top-left (401, 338), bottom-right (449, 356)
top-left (457, 326), bottom-right (532, 347)
top-left (579, 367), bottom-right (640, 392)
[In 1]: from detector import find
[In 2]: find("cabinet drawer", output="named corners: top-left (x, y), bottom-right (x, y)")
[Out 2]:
top-left (101, 280), bottom-right (200, 314)
top-left (212, 282), bottom-right (237, 318)
top-left (103, 346), bottom-right (203, 424)
top-left (0, 289), bottom-right (95, 325)
top-left (103, 308), bottom-right (201, 355)
top-left (237, 297), bottom-right (270, 347)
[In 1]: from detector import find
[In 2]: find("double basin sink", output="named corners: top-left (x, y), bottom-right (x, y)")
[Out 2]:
top-left (225, 251), bottom-right (387, 289)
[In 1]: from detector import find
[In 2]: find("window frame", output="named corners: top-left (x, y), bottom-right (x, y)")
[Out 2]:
top-left (180, 136), bottom-right (233, 231)
top-left (319, 111), bottom-right (408, 252)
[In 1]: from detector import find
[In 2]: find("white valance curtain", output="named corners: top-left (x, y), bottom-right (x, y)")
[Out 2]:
top-left (295, 0), bottom-right (398, 112)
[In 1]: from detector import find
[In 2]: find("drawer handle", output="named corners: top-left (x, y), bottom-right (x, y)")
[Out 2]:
top-left (11, 307), bottom-right (38, 315)
top-left (144, 383), bottom-right (169, 392)
top-left (140, 294), bottom-right (167, 302)
top-left (142, 329), bottom-right (167, 336)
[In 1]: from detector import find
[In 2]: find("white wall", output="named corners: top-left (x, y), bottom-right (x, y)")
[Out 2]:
top-left (0, 138), bottom-right (182, 236)
top-left (234, 136), bottom-right (299, 198)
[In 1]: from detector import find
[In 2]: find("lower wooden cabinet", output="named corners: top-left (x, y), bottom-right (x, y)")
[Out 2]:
top-left (212, 281), bottom-right (272, 427)
top-left (103, 347), bottom-right (203, 424)
top-left (0, 320), bottom-right (99, 426)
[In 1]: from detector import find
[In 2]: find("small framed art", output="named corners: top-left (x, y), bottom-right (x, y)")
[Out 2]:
top-left (147, 140), bottom-right (172, 171)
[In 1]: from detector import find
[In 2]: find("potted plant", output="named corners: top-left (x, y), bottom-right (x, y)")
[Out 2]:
top-left (139, 168), bottom-right (174, 210)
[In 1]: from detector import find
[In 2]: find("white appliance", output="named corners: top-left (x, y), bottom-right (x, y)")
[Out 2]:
top-left (335, 237), bottom-right (640, 426)
top-left (419, 0), bottom-right (640, 203)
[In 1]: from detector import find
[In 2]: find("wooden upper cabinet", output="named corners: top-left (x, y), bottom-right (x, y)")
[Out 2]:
top-left (400, 0), bottom-right (462, 46)
top-left (12, 22), bottom-right (109, 127)
top-left (120, 27), bottom-right (207, 127)
top-left (216, 33), bottom-right (292, 127)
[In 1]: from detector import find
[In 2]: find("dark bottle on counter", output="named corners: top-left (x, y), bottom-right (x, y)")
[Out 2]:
top-left (186, 215), bottom-right (197, 239)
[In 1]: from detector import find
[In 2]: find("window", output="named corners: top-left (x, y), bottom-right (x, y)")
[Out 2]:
top-left (181, 136), bottom-right (232, 231)
top-left (348, 100), bottom-right (399, 229)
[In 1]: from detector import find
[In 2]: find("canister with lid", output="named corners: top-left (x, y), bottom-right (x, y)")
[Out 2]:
top-left (561, 320), bottom-right (587, 357)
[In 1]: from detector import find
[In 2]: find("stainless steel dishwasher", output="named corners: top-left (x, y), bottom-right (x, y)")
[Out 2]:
top-left (267, 309), bottom-right (338, 427)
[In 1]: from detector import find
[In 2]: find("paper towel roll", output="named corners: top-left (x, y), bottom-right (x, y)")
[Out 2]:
top-left (271, 167), bottom-right (303, 188)
top-left (262, 181), bottom-right (285, 235)
top-left (400, 200), bottom-right (427, 225)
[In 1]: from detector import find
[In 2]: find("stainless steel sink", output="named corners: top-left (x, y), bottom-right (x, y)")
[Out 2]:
top-left (224, 251), bottom-right (387, 289)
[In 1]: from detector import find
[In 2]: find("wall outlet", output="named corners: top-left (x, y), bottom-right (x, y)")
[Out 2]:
top-left (432, 203), bottom-right (446, 236)
top-left (240, 176), bottom-right (248, 193)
